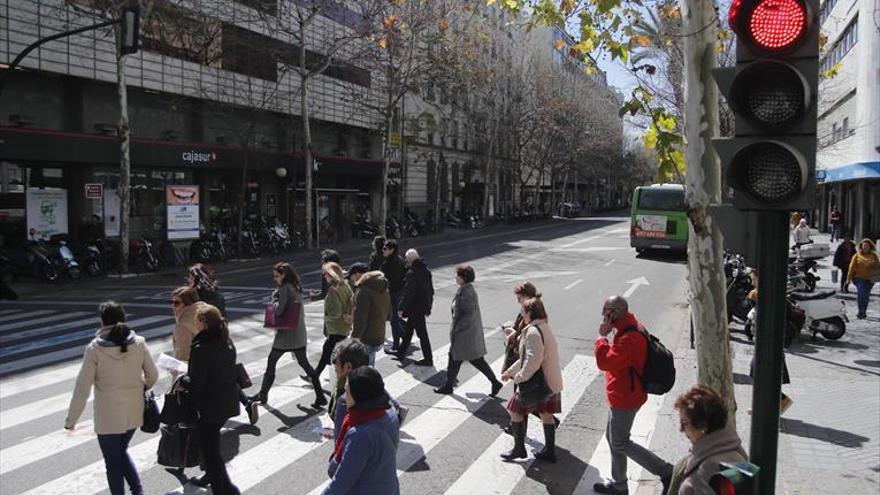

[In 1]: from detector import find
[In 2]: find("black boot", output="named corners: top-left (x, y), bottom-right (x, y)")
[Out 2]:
top-left (311, 375), bottom-right (327, 408)
top-left (251, 372), bottom-right (274, 405)
top-left (500, 420), bottom-right (528, 460)
top-left (534, 423), bottom-right (557, 463)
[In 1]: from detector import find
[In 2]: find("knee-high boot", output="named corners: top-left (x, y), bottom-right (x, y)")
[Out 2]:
top-left (500, 418), bottom-right (528, 460)
top-left (534, 423), bottom-right (557, 463)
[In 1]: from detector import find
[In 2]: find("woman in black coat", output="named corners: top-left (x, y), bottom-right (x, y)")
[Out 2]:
top-left (187, 263), bottom-right (227, 317)
top-left (181, 304), bottom-right (241, 495)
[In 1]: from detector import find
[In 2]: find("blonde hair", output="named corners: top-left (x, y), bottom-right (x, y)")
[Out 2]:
top-left (323, 261), bottom-right (345, 286)
top-left (195, 304), bottom-right (230, 345)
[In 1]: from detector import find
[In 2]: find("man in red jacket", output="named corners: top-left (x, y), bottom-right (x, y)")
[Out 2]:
top-left (593, 295), bottom-right (672, 495)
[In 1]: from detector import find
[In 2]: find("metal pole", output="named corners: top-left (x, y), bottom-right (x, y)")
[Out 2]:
top-left (749, 210), bottom-right (789, 495)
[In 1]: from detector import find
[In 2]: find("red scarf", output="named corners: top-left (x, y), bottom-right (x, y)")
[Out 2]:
top-left (333, 408), bottom-right (387, 462)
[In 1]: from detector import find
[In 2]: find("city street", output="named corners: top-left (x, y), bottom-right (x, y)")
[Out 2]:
top-left (0, 218), bottom-right (877, 494)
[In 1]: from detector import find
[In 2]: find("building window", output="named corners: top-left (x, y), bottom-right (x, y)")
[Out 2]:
top-left (842, 117), bottom-right (849, 136)
top-left (820, 17), bottom-right (858, 73)
top-left (141, 3), bottom-right (222, 65)
top-left (236, 0), bottom-right (278, 16)
top-left (221, 24), bottom-right (278, 82)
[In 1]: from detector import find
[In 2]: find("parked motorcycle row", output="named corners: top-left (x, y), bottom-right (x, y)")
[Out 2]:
top-left (350, 208), bottom-right (553, 240)
top-left (725, 244), bottom-right (847, 347)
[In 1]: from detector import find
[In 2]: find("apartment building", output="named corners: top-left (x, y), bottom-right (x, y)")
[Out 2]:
top-left (815, 0), bottom-right (880, 240)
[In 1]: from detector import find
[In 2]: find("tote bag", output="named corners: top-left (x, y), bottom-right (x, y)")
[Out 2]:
top-left (263, 301), bottom-right (301, 330)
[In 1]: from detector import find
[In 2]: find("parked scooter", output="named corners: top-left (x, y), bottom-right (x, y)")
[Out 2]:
top-left (130, 236), bottom-right (160, 272)
top-left (789, 288), bottom-right (847, 341)
top-left (385, 214), bottom-right (402, 239)
top-left (50, 236), bottom-right (81, 280)
top-left (27, 240), bottom-right (60, 282)
top-left (351, 214), bottom-right (380, 239)
top-left (80, 240), bottom-right (102, 277)
top-left (724, 253), bottom-right (753, 323)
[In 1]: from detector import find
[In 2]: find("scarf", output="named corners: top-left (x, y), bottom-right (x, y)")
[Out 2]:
top-left (333, 408), bottom-right (387, 463)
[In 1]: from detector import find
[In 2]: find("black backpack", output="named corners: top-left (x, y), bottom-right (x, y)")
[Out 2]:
top-left (622, 325), bottom-right (675, 395)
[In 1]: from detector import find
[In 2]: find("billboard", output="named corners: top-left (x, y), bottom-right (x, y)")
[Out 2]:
top-left (26, 189), bottom-right (68, 240)
top-left (166, 185), bottom-right (200, 240)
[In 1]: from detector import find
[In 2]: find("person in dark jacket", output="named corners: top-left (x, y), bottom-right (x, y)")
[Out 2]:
top-left (347, 263), bottom-right (391, 366)
top-left (367, 236), bottom-right (386, 271)
top-left (187, 263), bottom-right (226, 317)
top-left (320, 249), bottom-right (342, 299)
top-left (381, 240), bottom-right (407, 352)
top-left (251, 262), bottom-right (326, 409)
top-left (833, 233), bottom-right (856, 292)
top-left (181, 305), bottom-right (241, 495)
top-left (397, 249), bottom-right (434, 366)
top-left (322, 366), bottom-right (400, 495)
top-left (434, 265), bottom-right (502, 397)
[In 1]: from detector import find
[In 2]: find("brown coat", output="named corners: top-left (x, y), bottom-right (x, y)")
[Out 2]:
top-left (352, 271), bottom-right (391, 346)
top-left (173, 302), bottom-right (207, 362)
top-left (668, 426), bottom-right (748, 495)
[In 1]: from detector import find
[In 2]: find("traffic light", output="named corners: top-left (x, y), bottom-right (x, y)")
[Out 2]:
top-left (710, 461), bottom-right (760, 494)
top-left (119, 4), bottom-right (140, 55)
top-left (713, 0), bottom-right (819, 210)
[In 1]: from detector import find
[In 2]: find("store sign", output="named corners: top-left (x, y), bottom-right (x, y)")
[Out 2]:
top-left (104, 189), bottom-right (120, 237)
top-left (26, 189), bottom-right (68, 240)
top-left (85, 183), bottom-right (103, 199)
top-left (633, 214), bottom-right (668, 239)
top-left (181, 150), bottom-right (217, 165)
top-left (166, 185), bottom-right (200, 240)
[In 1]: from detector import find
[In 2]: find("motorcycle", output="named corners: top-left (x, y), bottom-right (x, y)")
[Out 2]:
top-left (351, 214), bottom-right (380, 239)
top-left (385, 214), bottom-right (402, 239)
top-left (403, 212), bottom-right (420, 238)
top-left (27, 240), bottom-right (60, 282)
top-left (130, 236), bottom-right (160, 272)
top-left (53, 237), bottom-right (81, 280)
top-left (789, 288), bottom-right (847, 341)
top-left (724, 253), bottom-right (753, 324)
top-left (80, 240), bottom-right (102, 277)
top-left (744, 299), bottom-right (805, 348)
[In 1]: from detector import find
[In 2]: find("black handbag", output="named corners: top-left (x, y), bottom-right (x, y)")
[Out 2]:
top-left (235, 363), bottom-right (252, 389)
top-left (141, 390), bottom-right (160, 433)
top-left (159, 377), bottom-right (195, 425)
top-left (157, 425), bottom-right (201, 468)
top-left (516, 325), bottom-right (553, 406)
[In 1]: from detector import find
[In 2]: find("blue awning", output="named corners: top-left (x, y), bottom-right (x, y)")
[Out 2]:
top-left (818, 162), bottom-right (880, 183)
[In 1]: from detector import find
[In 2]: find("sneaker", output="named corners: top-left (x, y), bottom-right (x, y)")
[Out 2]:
top-left (780, 395), bottom-right (794, 414)
top-left (414, 359), bottom-right (434, 367)
top-left (593, 481), bottom-right (628, 494)
top-left (246, 400), bottom-right (259, 425)
top-left (433, 385), bottom-right (454, 395)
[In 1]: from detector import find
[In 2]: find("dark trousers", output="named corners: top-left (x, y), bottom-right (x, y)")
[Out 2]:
top-left (854, 278), bottom-right (874, 315)
top-left (400, 314), bottom-right (432, 361)
top-left (259, 347), bottom-right (324, 401)
top-left (388, 292), bottom-right (405, 347)
top-left (196, 422), bottom-right (239, 495)
top-left (445, 353), bottom-right (499, 386)
top-left (315, 333), bottom-right (347, 376)
top-left (97, 428), bottom-right (141, 495)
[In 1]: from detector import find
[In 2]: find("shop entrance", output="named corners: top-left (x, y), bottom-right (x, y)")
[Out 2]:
top-left (314, 188), bottom-right (359, 248)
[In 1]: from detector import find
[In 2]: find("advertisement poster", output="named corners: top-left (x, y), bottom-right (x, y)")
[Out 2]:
top-left (103, 189), bottom-right (120, 237)
top-left (633, 214), bottom-right (668, 239)
top-left (166, 185), bottom-right (200, 240)
top-left (26, 189), bottom-right (68, 240)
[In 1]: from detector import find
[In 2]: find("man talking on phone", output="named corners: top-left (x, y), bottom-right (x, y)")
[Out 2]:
top-left (592, 295), bottom-right (672, 495)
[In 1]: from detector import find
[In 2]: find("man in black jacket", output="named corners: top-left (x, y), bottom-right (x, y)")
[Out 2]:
top-left (397, 248), bottom-right (434, 366)
top-left (381, 240), bottom-right (407, 352)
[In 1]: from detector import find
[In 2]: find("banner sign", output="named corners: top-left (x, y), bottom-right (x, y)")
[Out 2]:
top-left (84, 183), bottom-right (103, 199)
top-left (104, 189), bottom-right (120, 237)
top-left (26, 189), bottom-right (69, 240)
top-left (633, 214), bottom-right (668, 239)
top-left (166, 185), bottom-right (200, 240)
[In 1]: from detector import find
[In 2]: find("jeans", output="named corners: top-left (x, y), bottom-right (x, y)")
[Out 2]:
top-left (400, 314), bottom-right (432, 362)
top-left (854, 278), bottom-right (874, 316)
top-left (259, 347), bottom-right (323, 402)
top-left (366, 344), bottom-right (382, 366)
top-left (315, 333), bottom-right (347, 377)
top-left (97, 429), bottom-right (141, 495)
top-left (830, 223), bottom-right (841, 242)
top-left (388, 292), bottom-right (405, 348)
top-left (444, 353), bottom-right (499, 387)
top-left (606, 407), bottom-right (673, 489)
top-left (196, 421), bottom-right (240, 495)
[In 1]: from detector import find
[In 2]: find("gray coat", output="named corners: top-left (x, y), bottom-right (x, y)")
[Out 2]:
top-left (449, 283), bottom-right (487, 362)
top-left (272, 283), bottom-right (308, 350)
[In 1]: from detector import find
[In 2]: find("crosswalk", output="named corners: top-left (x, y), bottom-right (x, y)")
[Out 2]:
top-left (0, 303), bottom-right (668, 495)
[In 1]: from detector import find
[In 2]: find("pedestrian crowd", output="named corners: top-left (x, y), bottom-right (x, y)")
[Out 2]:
top-left (64, 234), bottom-right (751, 495)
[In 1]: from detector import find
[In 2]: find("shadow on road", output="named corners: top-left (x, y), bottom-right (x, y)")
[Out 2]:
top-left (780, 417), bottom-right (870, 448)
top-left (635, 251), bottom-right (687, 265)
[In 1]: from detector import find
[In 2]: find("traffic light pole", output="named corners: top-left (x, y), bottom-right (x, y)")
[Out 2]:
top-left (749, 210), bottom-right (790, 494)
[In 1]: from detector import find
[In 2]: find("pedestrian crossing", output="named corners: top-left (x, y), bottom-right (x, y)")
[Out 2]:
top-left (0, 305), bottom-right (668, 495)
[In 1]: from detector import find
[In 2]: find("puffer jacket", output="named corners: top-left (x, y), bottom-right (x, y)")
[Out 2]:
top-left (352, 271), bottom-right (391, 346)
top-left (847, 239), bottom-right (879, 283)
top-left (65, 328), bottom-right (159, 434)
top-left (667, 426), bottom-right (748, 495)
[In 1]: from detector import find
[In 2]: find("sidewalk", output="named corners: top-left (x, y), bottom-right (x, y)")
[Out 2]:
top-left (642, 233), bottom-right (880, 494)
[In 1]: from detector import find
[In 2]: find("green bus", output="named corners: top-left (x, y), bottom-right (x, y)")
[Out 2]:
top-left (630, 184), bottom-right (688, 253)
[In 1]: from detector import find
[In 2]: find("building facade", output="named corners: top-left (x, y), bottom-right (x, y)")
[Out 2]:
top-left (815, 0), bottom-right (880, 240)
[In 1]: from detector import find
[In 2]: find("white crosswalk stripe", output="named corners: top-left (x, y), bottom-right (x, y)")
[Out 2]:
top-left (0, 310), bottom-right (61, 329)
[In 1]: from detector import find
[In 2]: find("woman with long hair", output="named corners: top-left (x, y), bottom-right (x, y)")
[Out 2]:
top-left (65, 302), bottom-right (158, 495)
top-left (186, 263), bottom-right (226, 317)
top-left (251, 262), bottom-right (327, 408)
top-left (847, 238), bottom-right (879, 319)
top-left (311, 262), bottom-right (352, 380)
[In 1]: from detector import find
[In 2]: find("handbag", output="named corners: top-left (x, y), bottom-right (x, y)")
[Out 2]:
top-left (516, 325), bottom-right (553, 406)
top-left (157, 425), bottom-right (201, 468)
top-left (159, 377), bottom-right (195, 425)
top-left (263, 300), bottom-right (301, 330)
top-left (141, 390), bottom-right (160, 433)
top-left (235, 362), bottom-right (252, 389)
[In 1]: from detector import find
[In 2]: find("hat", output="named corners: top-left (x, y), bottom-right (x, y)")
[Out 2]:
top-left (347, 366), bottom-right (390, 410)
top-left (344, 262), bottom-right (369, 279)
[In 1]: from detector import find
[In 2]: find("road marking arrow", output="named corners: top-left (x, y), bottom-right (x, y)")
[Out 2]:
top-left (622, 276), bottom-right (650, 298)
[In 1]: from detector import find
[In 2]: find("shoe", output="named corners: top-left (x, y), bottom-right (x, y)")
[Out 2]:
top-left (246, 400), bottom-right (259, 425)
top-left (385, 346), bottom-right (399, 354)
top-left (490, 381), bottom-right (503, 398)
top-left (312, 394), bottom-right (328, 409)
top-left (780, 394), bottom-right (794, 414)
top-left (248, 393), bottom-right (266, 405)
top-left (191, 474), bottom-right (210, 488)
top-left (414, 359), bottom-right (434, 367)
top-left (299, 374), bottom-right (312, 384)
top-left (433, 385), bottom-right (454, 395)
top-left (534, 423), bottom-right (556, 463)
top-left (500, 421), bottom-right (528, 460)
top-left (553, 416), bottom-right (560, 429)
top-left (593, 481), bottom-right (628, 494)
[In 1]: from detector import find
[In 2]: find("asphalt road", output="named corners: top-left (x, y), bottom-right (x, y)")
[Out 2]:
top-left (0, 216), bottom-right (692, 495)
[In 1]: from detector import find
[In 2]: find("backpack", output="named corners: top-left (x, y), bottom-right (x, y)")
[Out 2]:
top-left (622, 325), bottom-right (675, 395)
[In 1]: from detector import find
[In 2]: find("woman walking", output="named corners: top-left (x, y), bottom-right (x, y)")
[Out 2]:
top-left (187, 263), bottom-right (226, 317)
top-left (171, 286), bottom-right (202, 362)
top-left (252, 262), bottom-right (327, 408)
top-left (847, 238), bottom-right (879, 319)
top-left (311, 262), bottom-right (353, 380)
top-left (502, 282), bottom-right (541, 373)
top-left (500, 297), bottom-right (563, 463)
top-left (322, 366), bottom-right (400, 495)
top-left (833, 233), bottom-right (857, 292)
top-left (666, 385), bottom-right (747, 495)
top-left (180, 305), bottom-right (241, 495)
top-left (434, 265), bottom-right (503, 397)
top-left (65, 302), bottom-right (158, 495)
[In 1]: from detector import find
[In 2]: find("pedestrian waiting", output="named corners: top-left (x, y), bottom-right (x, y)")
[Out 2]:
top-left (397, 248), bottom-right (435, 366)
top-left (434, 265), bottom-right (503, 398)
top-left (65, 302), bottom-right (158, 495)
top-left (847, 238), bottom-right (880, 319)
top-left (347, 262), bottom-right (391, 366)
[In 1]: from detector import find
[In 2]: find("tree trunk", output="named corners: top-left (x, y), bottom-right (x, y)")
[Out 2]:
top-left (299, 31), bottom-right (314, 250)
top-left (237, 142), bottom-right (250, 258)
top-left (116, 48), bottom-right (130, 274)
top-left (682, 0), bottom-right (736, 420)
top-left (381, 119), bottom-right (391, 237)
top-left (482, 120), bottom-right (496, 220)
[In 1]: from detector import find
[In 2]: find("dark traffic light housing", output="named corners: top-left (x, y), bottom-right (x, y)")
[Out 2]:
top-left (710, 461), bottom-right (760, 494)
top-left (714, 0), bottom-right (819, 210)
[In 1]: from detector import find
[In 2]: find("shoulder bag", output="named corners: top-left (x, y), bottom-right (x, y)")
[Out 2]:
top-left (159, 376), bottom-right (196, 426)
top-left (141, 390), bottom-right (160, 433)
top-left (263, 298), bottom-right (302, 331)
top-left (516, 324), bottom-right (553, 406)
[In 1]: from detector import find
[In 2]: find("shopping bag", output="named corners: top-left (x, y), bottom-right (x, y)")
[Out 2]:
top-left (263, 302), bottom-right (301, 330)
top-left (157, 425), bottom-right (200, 468)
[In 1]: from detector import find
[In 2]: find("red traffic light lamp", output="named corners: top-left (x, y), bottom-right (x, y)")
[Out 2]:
top-left (710, 461), bottom-right (760, 494)
top-left (729, 0), bottom-right (811, 52)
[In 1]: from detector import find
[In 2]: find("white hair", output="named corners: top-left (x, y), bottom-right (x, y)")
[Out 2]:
top-left (405, 248), bottom-right (420, 263)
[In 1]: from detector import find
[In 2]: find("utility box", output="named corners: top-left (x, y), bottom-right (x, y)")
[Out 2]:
top-left (710, 204), bottom-right (759, 265)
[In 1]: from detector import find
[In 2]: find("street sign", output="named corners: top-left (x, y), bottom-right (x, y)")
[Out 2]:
top-left (84, 183), bottom-right (103, 199)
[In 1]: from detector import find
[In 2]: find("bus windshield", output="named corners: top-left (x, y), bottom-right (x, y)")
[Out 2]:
top-left (638, 188), bottom-right (685, 211)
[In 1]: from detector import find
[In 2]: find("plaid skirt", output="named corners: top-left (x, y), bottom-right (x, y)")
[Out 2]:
top-left (507, 390), bottom-right (562, 415)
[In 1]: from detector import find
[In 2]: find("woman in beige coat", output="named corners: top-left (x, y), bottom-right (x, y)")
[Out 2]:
top-left (500, 297), bottom-right (563, 463)
top-left (171, 286), bottom-right (202, 362)
top-left (65, 301), bottom-right (158, 495)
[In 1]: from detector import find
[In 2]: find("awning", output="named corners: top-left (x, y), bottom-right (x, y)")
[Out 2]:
top-left (818, 162), bottom-right (880, 183)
